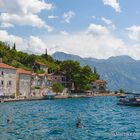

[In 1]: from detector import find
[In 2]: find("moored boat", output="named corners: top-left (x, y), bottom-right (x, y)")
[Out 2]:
top-left (117, 94), bottom-right (140, 106)
top-left (117, 94), bottom-right (126, 98)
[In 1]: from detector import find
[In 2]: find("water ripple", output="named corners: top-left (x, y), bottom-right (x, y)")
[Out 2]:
top-left (0, 97), bottom-right (140, 140)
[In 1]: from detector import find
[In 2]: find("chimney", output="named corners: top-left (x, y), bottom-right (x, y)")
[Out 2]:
top-left (0, 58), bottom-right (2, 63)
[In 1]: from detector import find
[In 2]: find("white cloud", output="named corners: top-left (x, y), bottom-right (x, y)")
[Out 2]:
top-left (126, 25), bottom-right (140, 41)
top-left (0, 29), bottom-right (28, 51)
top-left (0, 30), bottom-right (47, 54)
top-left (0, 24), bottom-right (125, 59)
top-left (101, 17), bottom-right (112, 25)
top-left (0, 0), bottom-right (53, 31)
top-left (41, 33), bottom-right (126, 59)
top-left (63, 11), bottom-right (75, 24)
top-left (0, 22), bottom-right (14, 28)
top-left (0, 13), bottom-right (53, 30)
top-left (38, 24), bottom-right (127, 59)
top-left (86, 24), bottom-right (110, 36)
top-left (92, 16), bottom-right (96, 19)
top-left (60, 31), bottom-right (69, 35)
top-left (1, 24), bottom-right (140, 60)
top-left (103, 0), bottom-right (121, 12)
top-left (0, 30), bottom-right (23, 45)
top-left (48, 15), bottom-right (58, 19)
top-left (0, 0), bottom-right (53, 14)
top-left (101, 17), bottom-right (116, 30)
top-left (27, 36), bottom-right (46, 54)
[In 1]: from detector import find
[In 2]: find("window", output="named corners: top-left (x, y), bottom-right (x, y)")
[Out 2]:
top-left (9, 81), bottom-right (12, 86)
top-left (0, 71), bottom-right (4, 77)
top-left (7, 81), bottom-right (12, 87)
top-left (1, 71), bottom-right (4, 76)
top-left (62, 77), bottom-right (66, 81)
top-left (1, 81), bottom-right (4, 86)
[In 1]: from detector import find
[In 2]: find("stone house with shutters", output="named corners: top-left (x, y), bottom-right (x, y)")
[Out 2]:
top-left (16, 68), bottom-right (31, 97)
top-left (51, 74), bottom-right (71, 88)
top-left (31, 73), bottom-right (38, 88)
top-left (31, 73), bottom-right (51, 97)
top-left (0, 62), bottom-right (17, 96)
top-left (31, 73), bottom-right (52, 88)
top-left (92, 80), bottom-right (107, 93)
top-left (34, 61), bottom-right (48, 73)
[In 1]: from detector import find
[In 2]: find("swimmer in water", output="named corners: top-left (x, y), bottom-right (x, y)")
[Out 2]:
top-left (76, 118), bottom-right (82, 128)
top-left (7, 118), bottom-right (12, 124)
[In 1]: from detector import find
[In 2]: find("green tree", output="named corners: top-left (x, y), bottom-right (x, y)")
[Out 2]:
top-left (75, 65), bottom-right (92, 90)
top-left (52, 83), bottom-right (64, 93)
top-left (119, 89), bottom-right (125, 93)
top-left (43, 48), bottom-right (48, 60)
top-left (60, 60), bottom-right (81, 89)
top-left (94, 67), bottom-right (97, 74)
top-left (12, 43), bottom-right (16, 50)
top-left (84, 84), bottom-right (92, 91)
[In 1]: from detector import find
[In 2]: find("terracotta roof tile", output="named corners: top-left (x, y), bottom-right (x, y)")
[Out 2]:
top-left (47, 75), bottom-right (52, 81)
top-left (0, 62), bottom-right (16, 70)
top-left (17, 68), bottom-right (31, 75)
top-left (95, 80), bottom-right (107, 84)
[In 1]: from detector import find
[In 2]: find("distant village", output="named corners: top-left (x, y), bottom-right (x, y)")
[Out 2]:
top-left (0, 59), bottom-right (107, 99)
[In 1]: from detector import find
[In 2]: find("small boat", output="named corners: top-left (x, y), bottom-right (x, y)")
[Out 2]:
top-left (117, 94), bottom-right (126, 98)
top-left (117, 94), bottom-right (140, 106)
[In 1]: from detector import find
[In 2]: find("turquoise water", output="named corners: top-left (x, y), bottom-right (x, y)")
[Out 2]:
top-left (0, 97), bottom-right (140, 140)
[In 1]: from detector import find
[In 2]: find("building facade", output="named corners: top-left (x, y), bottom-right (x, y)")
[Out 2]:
top-left (51, 74), bottom-right (71, 87)
top-left (0, 63), bottom-right (17, 96)
top-left (35, 61), bottom-right (48, 73)
top-left (92, 80), bottom-right (107, 93)
top-left (16, 68), bottom-right (31, 97)
top-left (31, 73), bottom-right (50, 88)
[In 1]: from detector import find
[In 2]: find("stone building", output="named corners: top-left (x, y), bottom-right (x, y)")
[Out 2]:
top-left (38, 74), bottom-right (48, 87)
top-left (16, 68), bottom-right (31, 97)
top-left (34, 61), bottom-right (48, 73)
top-left (31, 73), bottom-right (39, 88)
top-left (31, 73), bottom-right (49, 88)
top-left (51, 74), bottom-right (71, 87)
top-left (0, 62), bottom-right (17, 96)
top-left (46, 74), bottom-right (52, 87)
top-left (31, 73), bottom-right (52, 97)
top-left (92, 80), bottom-right (107, 93)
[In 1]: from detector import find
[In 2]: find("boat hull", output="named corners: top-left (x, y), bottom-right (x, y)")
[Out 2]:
top-left (117, 101), bottom-right (140, 106)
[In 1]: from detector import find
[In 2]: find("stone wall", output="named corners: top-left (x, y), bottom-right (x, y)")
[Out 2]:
top-left (0, 68), bottom-right (16, 96)
top-left (18, 74), bottom-right (31, 97)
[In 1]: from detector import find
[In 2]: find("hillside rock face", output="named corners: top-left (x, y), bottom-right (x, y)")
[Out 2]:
top-left (52, 52), bottom-right (140, 92)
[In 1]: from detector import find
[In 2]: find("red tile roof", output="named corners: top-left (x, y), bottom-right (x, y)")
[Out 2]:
top-left (95, 80), bottom-right (107, 84)
top-left (0, 62), bottom-right (16, 70)
top-left (17, 68), bottom-right (31, 75)
top-left (47, 74), bottom-right (52, 81)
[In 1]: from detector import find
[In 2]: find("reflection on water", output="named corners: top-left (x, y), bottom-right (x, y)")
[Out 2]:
top-left (0, 97), bottom-right (140, 140)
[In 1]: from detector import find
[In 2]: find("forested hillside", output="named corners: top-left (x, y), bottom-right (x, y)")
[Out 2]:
top-left (0, 41), bottom-right (99, 91)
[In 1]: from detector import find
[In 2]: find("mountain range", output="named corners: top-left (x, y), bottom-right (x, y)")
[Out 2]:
top-left (52, 52), bottom-right (140, 92)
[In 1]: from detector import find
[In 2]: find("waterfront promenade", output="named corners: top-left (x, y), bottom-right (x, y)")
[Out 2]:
top-left (0, 93), bottom-right (124, 103)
